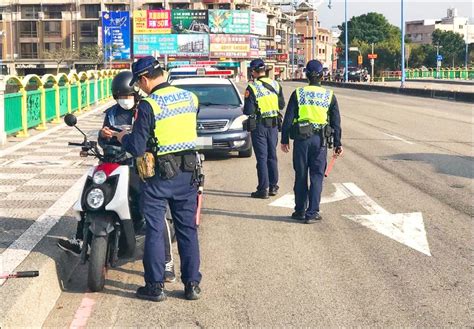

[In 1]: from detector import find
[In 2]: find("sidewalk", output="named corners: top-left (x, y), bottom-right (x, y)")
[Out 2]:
top-left (0, 100), bottom-right (113, 328)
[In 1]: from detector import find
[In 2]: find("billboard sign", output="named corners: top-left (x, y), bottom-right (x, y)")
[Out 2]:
top-left (210, 34), bottom-right (252, 58)
top-left (171, 10), bottom-right (209, 34)
top-left (101, 11), bottom-right (131, 60)
top-left (250, 12), bottom-right (267, 36)
top-left (134, 34), bottom-right (209, 57)
top-left (209, 10), bottom-right (250, 34)
top-left (133, 10), bottom-right (171, 34)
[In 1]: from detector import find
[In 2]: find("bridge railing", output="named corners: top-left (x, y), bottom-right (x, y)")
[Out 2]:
top-left (0, 70), bottom-right (119, 144)
top-left (381, 67), bottom-right (474, 81)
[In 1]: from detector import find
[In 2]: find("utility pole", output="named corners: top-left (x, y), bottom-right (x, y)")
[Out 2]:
top-left (400, 0), bottom-right (406, 88)
top-left (371, 42), bottom-right (374, 83)
top-left (436, 43), bottom-right (442, 79)
top-left (312, 10), bottom-right (316, 60)
top-left (291, 0), bottom-right (296, 79)
top-left (344, 0), bottom-right (348, 82)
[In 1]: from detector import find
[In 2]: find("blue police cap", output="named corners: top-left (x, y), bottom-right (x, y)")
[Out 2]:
top-left (249, 59), bottom-right (266, 71)
top-left (130, 56), bottom-right (161, 86)
top-left (306, 60), bottom-right (324, 75)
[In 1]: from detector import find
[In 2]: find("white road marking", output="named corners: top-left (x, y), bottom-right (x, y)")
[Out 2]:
top-left (4, 192), bottom-right (64, 201)
top-left (341, 183), bottom-right (431, 256)
top-left (0, 101), bottom-right (113, 159)
top-left (0, 174), bottom-right (86, 285)
top-left (382, 132), bottom-right (414, 145)
top-left (8, 160), bottom-right (75, 168)
top-left (41, 168), bottom-right (88, 175)
top-left (269, 183), bottom-right (352, 209)
top-left (0, 185), bottom-right (18, 193)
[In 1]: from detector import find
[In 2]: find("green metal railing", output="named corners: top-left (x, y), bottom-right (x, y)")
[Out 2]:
top-left (2, 70), bottom-right (118, 137)
top-left (389, 68), bottom-right (473, 81)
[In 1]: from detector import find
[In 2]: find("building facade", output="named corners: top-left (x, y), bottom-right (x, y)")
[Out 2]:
top-left (406, 8), bottom-right (474, 45)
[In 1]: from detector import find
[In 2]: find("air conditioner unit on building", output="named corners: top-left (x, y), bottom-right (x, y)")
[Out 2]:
top-left (38, 12), bottom-right (44, 20)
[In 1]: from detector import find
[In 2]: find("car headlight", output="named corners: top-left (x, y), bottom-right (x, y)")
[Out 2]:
top-left (229, 115), bottom-right (248, 130)
top-left (86, 188), bottom-right (104, 209)
top-left (92, 170), bottom-right (107, 185)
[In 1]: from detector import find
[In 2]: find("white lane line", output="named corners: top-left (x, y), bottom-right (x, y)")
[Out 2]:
top-left (0, 174), bottom-right (86, 285)
top-left (5, 192), bottom-right (64, 201)
top-left (69, 293), bottom-right (96, 329)
top-left (0, 101), bottom-right (113, 159)
top-left (382, 132), bottom-right (414, 145)
top-left (0, 185), bottom-right (18, 193)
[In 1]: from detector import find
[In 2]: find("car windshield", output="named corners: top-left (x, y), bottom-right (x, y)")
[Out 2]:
top-left (177, 84), bottom-right (241, 107)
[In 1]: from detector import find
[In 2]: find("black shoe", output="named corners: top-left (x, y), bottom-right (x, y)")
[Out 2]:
top-left (184, 281), bottom-right (201, 300)
top-left (269, 185), bottom-right (279, 196)
top-left (57, 238), bottom-right (82, 257)
top-left (304, 214), bottom-right (322, 224)
top-left (164, 262), bottom-right (176, 283)
top-left (136, 282), bottom-right (166, 302)
top-left (251, 190), bottom-right (269, 199)
top-left (291, 212), bottom-right (305, 221)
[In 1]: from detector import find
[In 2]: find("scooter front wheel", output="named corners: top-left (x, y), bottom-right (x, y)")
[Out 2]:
top-left (88, 235), bottom-right (108, 292)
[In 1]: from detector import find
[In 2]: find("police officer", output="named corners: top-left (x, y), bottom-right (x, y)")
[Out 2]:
top-left (116, 56), bottom-right (201, 302)
top-left (244, 59), bottom-right (285, 199)
top-left (57, 70), bottom-right (177, 282)
top-left (281, 60), bottom-right (343, 224)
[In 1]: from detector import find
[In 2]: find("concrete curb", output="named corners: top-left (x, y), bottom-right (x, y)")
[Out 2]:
top-left (289, 80), bottom-right (474, 103)
top-left (406, 78), bottom-right (474, 86)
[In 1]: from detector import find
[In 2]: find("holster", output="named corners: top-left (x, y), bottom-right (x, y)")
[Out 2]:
top-left (156, 154), bottom-right (180, 180)
top-left (244, 116), bottom-right (257, 132)
top-left (323, 125), bottom-right (334, 149)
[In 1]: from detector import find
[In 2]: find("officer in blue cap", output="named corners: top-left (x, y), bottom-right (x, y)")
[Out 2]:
top-left (115, 56), bottom-right (202, 301)
top-left (243, 59), bottom-right (285, 199)
top-left (281, 60), bottom-right (343, 224)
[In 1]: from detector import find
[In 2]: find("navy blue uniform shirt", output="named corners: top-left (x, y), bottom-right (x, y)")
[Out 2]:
top-left (281, 83), bottom-right (342, 146)
top-left (98, 103), bottom-right (135, 148)
top-left (243, 77), bottom-right (286, 116)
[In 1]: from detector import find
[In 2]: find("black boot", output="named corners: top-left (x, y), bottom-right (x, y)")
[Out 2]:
top-left (184, 281), bottom-right (201, 300)
top-left (291, 212), bottom-right (305, 221)
top-left (136, 282), bottom-right (166, 302)
top-left (304, 213), bottom-right (322, 224)
top-left (269, 185), bottom-right (279, 196)
top-left (250, 190), bottom-right (269, 199)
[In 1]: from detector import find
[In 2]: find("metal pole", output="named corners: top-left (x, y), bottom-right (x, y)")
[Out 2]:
top-left (312, 11), bottom-right (316, 60)
top-left (291, 0), bottom-right (296, 79)
top-left (400, 0), bottom-right (406, 88)
top-left (371, 42), bottom-right (374, 83)
top-left (436, 44), bottom-right (440, 79)
top-left (344, 0), bottom-right (348, 82)
top-left (465, 23), bottom-right (469, 69)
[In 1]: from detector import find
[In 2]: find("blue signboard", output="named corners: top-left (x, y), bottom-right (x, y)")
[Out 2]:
top-left (436, 54), bottom-right (443, 61)
top-left (102, 11), bottom-right (131, 61)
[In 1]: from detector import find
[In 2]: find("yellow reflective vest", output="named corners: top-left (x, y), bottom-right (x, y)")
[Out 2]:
top-left (248, 78), bottom-right (280, 118)
top-left (142, 86), bottom-right (198, 155)
top-left (295, 85), bottom-right (333, 129)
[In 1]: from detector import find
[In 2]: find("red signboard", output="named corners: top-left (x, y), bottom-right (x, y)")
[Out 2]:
top-left (276, 54), bottom-right (288, 61)
top-left (368, 54), bottom-right (378, 59)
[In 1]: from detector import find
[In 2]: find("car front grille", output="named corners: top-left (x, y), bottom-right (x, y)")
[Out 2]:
top-left (197, 120), bottom-right (229, 133)
top-left (212, 141), bottom-right (231, 149)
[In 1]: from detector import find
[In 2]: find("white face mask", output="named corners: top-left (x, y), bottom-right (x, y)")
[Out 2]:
top-left (117, 99), bottom-right (135, 110)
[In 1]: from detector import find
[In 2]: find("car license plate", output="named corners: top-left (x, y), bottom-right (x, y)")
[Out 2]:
top-left (195, 136), bottom-right (213, 150)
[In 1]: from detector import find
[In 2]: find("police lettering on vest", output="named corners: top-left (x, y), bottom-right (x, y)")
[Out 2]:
top-left (248, 78), bottom-right (280, 119)
top-left (295, 85), bottom-right (333, 130)
top-left (143, 86), bottom-right (198, 155)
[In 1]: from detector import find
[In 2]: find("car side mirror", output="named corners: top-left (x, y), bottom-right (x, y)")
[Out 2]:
top-left (64, 114), bottom-right (77, 127)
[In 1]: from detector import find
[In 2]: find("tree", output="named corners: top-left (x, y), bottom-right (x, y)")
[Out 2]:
top-left (432, 29), bottom-right (466, 67)
top-left (43, 48), bottom-right (78, 75)
top-left (80, 45), bottom-right (105, 70)
top-left (338, 12), bottom-right (400, 45)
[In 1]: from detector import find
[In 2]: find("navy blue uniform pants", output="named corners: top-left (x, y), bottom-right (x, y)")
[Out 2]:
top-left (141, 171), bottom-right (201, 285)
top-left (293, 134), bottom-right (327, 219)
top-left (251, 123), bottom-right (279, 191)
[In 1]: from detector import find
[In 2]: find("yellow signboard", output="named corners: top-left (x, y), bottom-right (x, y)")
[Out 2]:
top-left (133, 10), bottom-right (171, 34)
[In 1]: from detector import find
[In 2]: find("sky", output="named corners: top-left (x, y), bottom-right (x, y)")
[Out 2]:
top-left (311, 0), bottom-right (473, 30)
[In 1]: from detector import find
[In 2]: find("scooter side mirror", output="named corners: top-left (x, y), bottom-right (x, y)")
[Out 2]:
top-left (64, 114), bottom-right (77, 127)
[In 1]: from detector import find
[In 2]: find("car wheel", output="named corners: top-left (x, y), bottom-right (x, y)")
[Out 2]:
top-left (238, 145), bottom-right (253, 158)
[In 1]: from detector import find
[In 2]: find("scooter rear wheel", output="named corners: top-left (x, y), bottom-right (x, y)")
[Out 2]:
top-left (88, 235), bottom-right (108, 292)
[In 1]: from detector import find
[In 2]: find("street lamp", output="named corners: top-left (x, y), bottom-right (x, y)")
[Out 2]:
top-left (400, 0), bottom-right (406, 88)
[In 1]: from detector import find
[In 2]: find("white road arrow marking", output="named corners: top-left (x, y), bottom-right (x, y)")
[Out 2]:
top-left (342, 183), bottom-right (431, 256)
top-left (269, 183), bottom-right (352, 209)
top-left (269, 182), bottom-right (431, 256)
